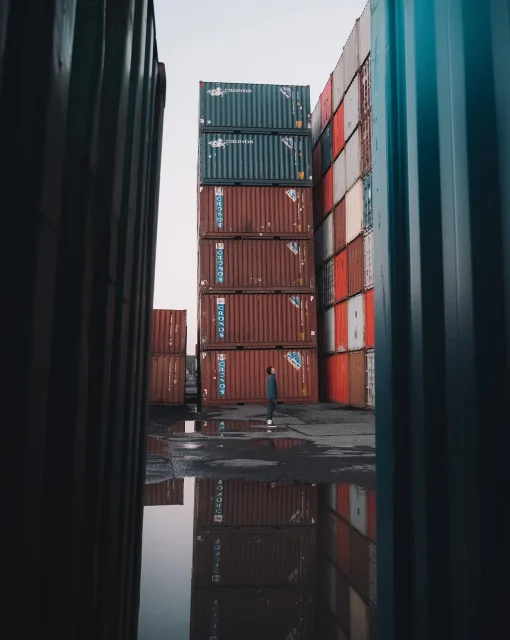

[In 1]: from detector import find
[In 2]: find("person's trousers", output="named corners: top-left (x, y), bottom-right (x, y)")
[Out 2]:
top-left (267, 399), bottom-right (276, 422)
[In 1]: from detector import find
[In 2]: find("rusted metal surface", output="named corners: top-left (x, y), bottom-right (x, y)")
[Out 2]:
top-left (149, 354), bottom-right (185, 405)
top-left (144, 479), bottom-right (184, 507)
top-left (151, 309), bottom-right (187, 355)
top-left (359, 56), bottom-right (371, 121)
top-left (334, 199), bottom-right (347, 253)
top-left (198, 238), bottom-right (315, 292)
top-left (320, 75), bottom-right (333, 131)
top-left (193, 528), bottom-right (316, 586)
top-left (335, 301), bottom-right (349, 352)
top-left (198, 186), bottom-right (313, 237)
top-left (200, 348), bottom-right (319, 405)
top-left (349, 351), bottom-right (366, 408)
top-left (360, 115), bottom-right (372, 176)
top-left (199, 293), bottom-right (317, 349)
top-left (325, 353), bottom-right (349, 404)
top-left (195, 479), bottom-right (318, 527)
top-left (333, 102), bottom-right (345, 160)
top-left (347, 236), bottom-right (364, 297)
top-left (334, 250), bottom-right (348, 302)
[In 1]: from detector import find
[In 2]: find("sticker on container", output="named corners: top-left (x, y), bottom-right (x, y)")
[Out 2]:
top-left (281, 136), bottom-right (294, 150)
top-left (218, 421), bottom-right (226, 432)
top-left (279, 86), bottom-right (292, 100)
top-left (216, 298), bottom-right (226, 340)
top-left (217, 354), bottom-right (226, 397)
top-left (287, 351), bottom-right (303, 371)
top-left (215, 243), bottom-right (224, 284)
top-left (296, 120), bottom-right (303, 128)
top-left (214, 479), bottom-right (224, 522)
top-left (285, 189), bottom-right (297, 202)
top-left (212, 537), bottom-right (221, 583)
top-left (214, 187), bottom-right (224, 230)
top-left (289, 295), bottom-right (301, 309)
top-left (287, 242), bottom-right (298, 255)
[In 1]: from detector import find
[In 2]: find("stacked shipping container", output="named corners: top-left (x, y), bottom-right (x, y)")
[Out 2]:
top-left (149, 309), bottom-right (187, 405)
top-left (312, 2), bottom-right (374, 409)
top-left (197, 82), bottom-right (318, 405)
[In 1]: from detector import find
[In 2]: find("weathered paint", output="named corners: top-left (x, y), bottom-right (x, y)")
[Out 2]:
top-left (364, 229), bottom-right (374, 290)
top-left (358, 1), bottom-right (371, 66)
top-left (334, 150), bottom-right (347, 205)
top-left (349, 350), bottom-right (366, 408)
top-left (334, 199), bottom-right (347, 253)
top-left (365, 289), bottom-right (375, 348)
top-left (151, 309), bottom-right (187, 355)
top-left (366, 349), bottom-right (375, 408)
top-left (359, 56), bottom-right (371, 121)
top-left (335, 300), bottom-right (349, 352)
top-left (363, 171), bottom-right (372, 229)
top-left (333, 101), bottom-right (345, 159)
top-left (325, 353), bottom-right (349, 404)
top-left (348, 294), bottom-right (365, 351)
top-left (347, 236), bottom-right (364, 297)
top-left (334, 250), bottom-right (348, 302)
top-left (360, 115), bottom-right (372, 176)
top-left (333, 53), bottom-right (346, 113)
top-left (320, 75), bottom-right (333, 130)
top-left (149, 355), bottom-right (185, 405)
top-left (144, 478), bottom-right (184, 507)
top-left (346, 180), bottom-right (364, 244)
top-left (344, 75), bottom-right (360, 142)
top-left (321, 121), bottom-right (333, 175)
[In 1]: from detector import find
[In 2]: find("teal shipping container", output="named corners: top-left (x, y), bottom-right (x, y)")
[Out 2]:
top-left (321, 122), bottom-right (333, 176)
top-left (200, 133), bottom-right (312, 186)
top-left (200, 81), bottom-right (311, 134)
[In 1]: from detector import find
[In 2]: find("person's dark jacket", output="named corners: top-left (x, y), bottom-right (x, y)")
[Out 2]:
top-left (267, 373), bottom-right (278, 401)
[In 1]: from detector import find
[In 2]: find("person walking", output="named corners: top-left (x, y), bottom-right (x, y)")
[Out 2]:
top-left (266, 366), bottom-right (278, 426)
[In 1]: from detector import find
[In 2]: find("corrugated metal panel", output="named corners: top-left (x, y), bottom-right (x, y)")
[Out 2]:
top-left (144, 479), bottom-right (184, 507)
top-left (199, 133), bottom-right (312, 185)
top-left (313, 140), bottom-right (322, 185)
top-left (360, 116), bottom-right (372, 176)
top-left (200, 349), bottom-right (319, 405)
top-left (321, 122), bottom-right (333, 174)
top-left (334, 200), bottom-right (346, 253)
top-left (333, 102), bottom-right (345, 160)
top-left (324, 307), bottom-right (335, 354)
top-left (326, 353), bottom-right (349, 404)
top-left (348, 295), bottom-right (365, 351)
top-left (349, 485), bottom-right (367, 535)
top-left (327, 561), bottom-right (338, 616)
top-left (349, 351), bottom-right (366, 408)
top-left (149, 355), bottom-right (185, 405)
top-left (327, 484), bottom-right (338, 514)
top-left (337, 516), bottom-right (351, 576)
top-left (195, 479), bottom-right (318, 527)
top-left (366, 349), bottom-right (375, 408)
top-left (359, 1), bottom-right (371, 66)
top-left (199, 293), bottom-right (317, 349)
top-left (346, 180), bottom-right (364, 244)
top-left (322, 166), bottom-right (334, 217)
top-left (347, 236), bottom-right (364, 297)
top-left (334, 250), bottom-right (348, 302)
top-left (151, 309), bottom-right (187, 355)
top-left (199, 82), bottom-right (311, 133)
top-left (337, 483), bottom-right (351, 521)
top-left (320, 75), bottom-right (333, 131)
top-left (335, 301), bottom-right (349, 352)
top-left (193, 529), bottom-right (316, 587)
top-left (350, 528), bottom-right (370, 600)
top-left (365, 290), bottom-right (375, 348)
top-left (350, 588), bottom-right (369, 640)
top-left (332, 53), bottom-right (345, 113)
top-left (345, 129), bottom-right (361, 191)
top-left (320, 212), bottom-right (334, 263)
top-left (337, 570), bottom-right (352, 636)
top-left (198, 186), bottom-right (313, 237)
top-left (344, 75), bottom-right (360, 142)
top-left (367, 489), bottom-right (376, 542)
top-left (363, 172), bottom-right (372, 229)
top-left (315, 222), bottom-right (323, 267)
top-left (313, 182), bottom-right (322, 228)
top-left (369, 542), bottom-right (377, 605)
top-left (359, 56), bottom-right (371, 121)
top-left (333, 150), bottom-right (347, 205)
top-left (198, 238), bottom-right (314, 292)
top-left (364, 230), bottom-right (374, 289)
top-left (311, 99), bottom-right (321, 148)
top-left (319, 258), bottom-right (335, 308)
top-left (343, 21), bottom-right (360, 90)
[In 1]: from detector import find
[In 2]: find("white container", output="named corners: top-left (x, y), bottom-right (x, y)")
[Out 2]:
top-left (344, 74), bottom-right (360, 142)
top-left (333, 151), bottom-right (346, 205)
top-left (321, 212), bottom-right (334, 263)
top-left (369, 542), bottom-right (377, 605)
top-left (345, 128), bottom-right (361, 191)
top-left (344, 20), bottom-right (360, 91)
top-left (367, 349), bottom-right (375, 408)
top-left (359, 1), bottom-right (371, 65)
top-left (349, 484), bottom-right (367, 534)
top-left (350, 587), bottom-right (369, 640)
top-left (348, 294), bottom-right (365, 352)
top-left (332, 52), bottom-right (345, 113)
top-left (346, 180), bottom-right (363, 244)
top-left (324, 307), bottom-right (336, 354)
top-left (364, 229), bottom-right (374, 289)
top-left (311, 100), bottom-right (321, 148)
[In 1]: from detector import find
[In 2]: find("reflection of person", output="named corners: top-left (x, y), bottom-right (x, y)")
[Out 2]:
top-left (266, 366), bottom-right (278, 426)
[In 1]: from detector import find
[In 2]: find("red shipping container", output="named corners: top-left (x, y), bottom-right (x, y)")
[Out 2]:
top-left (313, 140), bottom-right (322, 185)
top-left (360, 116), bottom-right (372, 176)
top-left (200, 349), bottom-right (319, 405)
top-left (151, 309), bottom-right (187, 355)
top-left (332, 102), bottom-right (345, 159)
top-left (359, 56), bottom-right (371, 121)
top-left (199, 239), bottom-right (315, 292)
top-left (336, 516), bottom-right (351, 577)
top-left (144, 479), bottom-right (184, 507)
top-left (336, 483), bottom-right (351, 521)
top-left (347, 236), bottom-right (364, 297)
top-left (149, 354), bottom-right (185, 405)
top-left (199, 293), bottom-right (317, 349)
top-left (334, 301), bottom-right (348, 352)
top-left (322, 167), bottom-right (334, 218)
top-left (320, 75), bottom-right (333, 130)
top-left (334, 199), bottom-right (346, 253)
top-left (334, 250), bottom-right (348, 302)
top-left (349, 351), bottom-right (366, 408)
top-left (367, 489), bottom-right (377, 542)
top-left (326, 353), bottom-right (348, 404)
top-left (365, 288), bottom-right (375, 348)
top-left (199, 186), bottom-right (313, 237)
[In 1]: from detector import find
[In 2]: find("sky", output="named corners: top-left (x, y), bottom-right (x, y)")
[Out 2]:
top-left (152, 0), bottom-right (369, 353)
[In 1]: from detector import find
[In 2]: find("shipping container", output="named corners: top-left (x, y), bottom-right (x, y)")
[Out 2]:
top-left (334, 150), bottom-right (347, 205)
top-left (366, 349), bottom-right (375, 408)
top-left (363, 172), bottom-right (372, 229)
top-left (316, 212), bottom-right (334, 265)
top-left (335, 301), bottom-right (349, 352)
top-left (320, 75), bottom-right (333, 131)
top-left (200, 349), bottom-right (319, 405)
top-left (321, 122), bottom-right (333, 175)
top-left (364, 230), bottom-right (374, 290)
top-left (311, 99), bottom-right (321, 148)
top-left (360, 116), bottom-right (372, 176)
top-left (319, 259), bottom-right (335, 308)
top-left (346, 180), bottom-right (364, 244)
top-left (369, 542), bottom-right (377, 605)
top-left (313, 140), bottom-right (322, 186)
top-left (198, 186), bottom-right (313, 237)
top-left (347, 236), bottom-right (364, 297)
top-left (344, 21), bottom-right (360, 90)
top-left (348, 294), bottom-right (365, 351)
top-left (193, 529), bottom-right (316, 587)
top-left (325, 353), bottom-right (349, 404)
top-left (349, 351), bottom-right (366, 408)
top-left (336, 515), bottom-right (351, 576)
top-left (350, 588), bottom-right (369, 640)
top-left (324, 307), bottom-right (335, 354)
top-left (337, 483), bottom-right (351, 521)
top-left (195, 479), bottom-right (318, 527)
top-left (149, 354), bottom-right (185, 405)
top-left (334, 250), bottom-right (348, 302)
top-left (313, 183), bottom-right (323, 228)
top-left (345, 129), bottom-right (361, 192)
top-left (199, 81), bottom-right (311, 133)
top-left (144, 479), bottom-right (184, 507)
top-left (359, 1), bottom-right (371, 66)
top-left (327, 510), bottom-right (338, 564)
top-left (365, 290), bottom-right (375, 348)
top-left (344, 75), bottom-right (360, 142)
top-left (359, 56), bottom-right (371, 121)
top-left (333, 102), bottom-right (345, 160)
top-left (350, 528), bottom-right (370, 600)
top-left (198, 238), bottom-right (314, 292)
top-left (199, 133), bottom-right (311, 186)
top-left (151, 309), bottom-right (187, 355)
top-left (350, 485), bottom-right (368, 535)
top-left (199, 293), bottom-right (317, 349)
top-left (322, 167), bottom-right (334, 218)
top-left (337, 569), bottom-right (352, 636)
top-left (366, 489), bottom-right (376, 542)
top-left (332, 53), bottom-right (345, 113)
top-left (334, 200), bottom-right (347, 253)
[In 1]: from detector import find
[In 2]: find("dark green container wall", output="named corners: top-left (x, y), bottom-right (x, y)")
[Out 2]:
top-left (200, 81), bottom-right (311, 133)
top-left (200, 133), bottom-right (312, 185)
top-left (372, 1), bottom-right (509, 640)
top-left (321, 122), bottom-right (332, 176)
top-left (0, 1), bottom-right (166, 639)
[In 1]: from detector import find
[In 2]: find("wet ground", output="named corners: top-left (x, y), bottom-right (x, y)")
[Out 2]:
top-left (139, 403), bottom-right (376, 640)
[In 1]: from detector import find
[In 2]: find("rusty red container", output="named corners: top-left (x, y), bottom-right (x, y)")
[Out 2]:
top-left (320, 75), bottom-right (333, 131)
top-left (200, 348), bottom-right (319, 405)
top-left (334, 200), bottom-right (346, 253)
top-left (365, 288), bottom-right (375, 348)
top-left (198, 186), bottom-right (313, 237)
top-left (347, 236), bottom-right (364, 297)
top-left (149, 354), bottom-right (185, 405)
top-left (199, 239), bottom-right (315, 292)
top-left (334, 250), bottom-right (348, 302)
top-left (199, 293), bottom-right (317, 349)
top-left (349, 351), bottom-right (366, 408)
top-left (144, 479), bottom-right (184, 506)
top-left (336, 483), bottom-right (351, 521)
top-left (151, 309), bottom-right (187, 355)
top-left (325, 353), bottom-right (349, 404)
top-left (332, 102), bottom-right (345, 159)
top-left (195, 479), bottom-right (318, 527)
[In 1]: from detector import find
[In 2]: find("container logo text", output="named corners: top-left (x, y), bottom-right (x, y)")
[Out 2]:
top-left (215, 243), bottom-right (224, 284)
top-left (285, 189), bottom-right (297, 202)
top-left (217, 354), bottom-right (226, 397)
top-left (287, 242), bottom-right (299, 255)
top-left (214, 479), bottom-right (224, 522)
top-left (218, 421), bottom-right (226, 432)
top-left (287, 351), bottom-right (303, 370)
top-left (214, 187), bottom-right (224, 229)
top-left (207, 87), bottom-right (253, 97)
top-left (289, 295), bottom-right (301, 309)
top-left (212, 537), bottom-right (221, 583)
top-left (216, 298), bottom-right (226, 340)
top-left (281, 136), bottom-right (294, 150)
top-left (279, 86), bottom-right (292, 99)
top-left (209, 138), bottom-right (254, 149)
top-left (210, 598), bottom-right (219, 640)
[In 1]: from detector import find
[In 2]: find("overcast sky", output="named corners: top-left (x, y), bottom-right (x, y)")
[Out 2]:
top-left (152, 0), bottom-right (368, 353)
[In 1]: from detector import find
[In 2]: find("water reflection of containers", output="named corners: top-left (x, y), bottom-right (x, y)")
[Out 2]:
top-left (144, 479), bottom-right (184, 507)
top-left (350, 527), bottom-right (370, 601)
